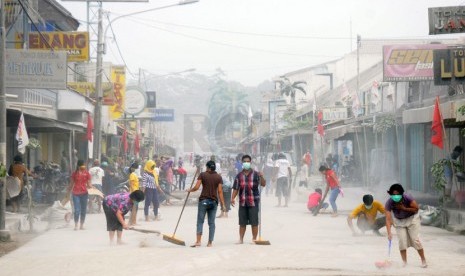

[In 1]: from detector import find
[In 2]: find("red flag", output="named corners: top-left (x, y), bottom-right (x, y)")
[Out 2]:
top-left (134, 132), bottom-right (140, 156)
top-left (431, 96), bottom-right (443, 149)
top-left (86, 112), bottom-right (93, 142)
top-left (317, 110), bottom-right (325, 137)
top-left (122, 129), bottom-right (128, 153)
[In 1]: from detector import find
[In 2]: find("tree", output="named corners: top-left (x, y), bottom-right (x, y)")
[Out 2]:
top-left (207, 80), bottom-right (250, 151)
top-left (275, 77), bottom-right (307, 109)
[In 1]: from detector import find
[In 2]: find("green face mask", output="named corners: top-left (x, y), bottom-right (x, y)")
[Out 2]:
top-left (390, 195), bottom-right (402, 202)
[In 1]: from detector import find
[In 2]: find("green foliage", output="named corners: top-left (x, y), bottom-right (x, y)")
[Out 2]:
top-left (458, 105), bottom-right (465, 115)
top-left (430, 159), bottom-right (462, 193)
top-left (459, 105), bottom-right (465, 137)
top-left (26, 138), bottom-right (41, 150)
top-left (282, 109), bottom-right (311, 130)
top-left (0, 163), bottom-right (6, 177)
top-left (373, 115), bottom-right (397, 133)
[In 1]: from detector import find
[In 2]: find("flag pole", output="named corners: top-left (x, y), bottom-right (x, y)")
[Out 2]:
top-left (435, 96), bottom-right (453, 228)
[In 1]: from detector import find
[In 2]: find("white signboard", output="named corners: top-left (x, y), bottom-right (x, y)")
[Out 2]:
top-left (124, 86), bottom-right (146, 115)
top-left (5, 49), bottom-right (67, 89)
top-left (322, 107), bottom-right (348, 121)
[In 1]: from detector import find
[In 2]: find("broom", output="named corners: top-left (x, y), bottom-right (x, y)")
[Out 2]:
top-left (254, 186), bottom-right (270, 245)
top-left (375, 240), bottom-right (393, 269)
top-left (162, 168), bottom-right (200, 246)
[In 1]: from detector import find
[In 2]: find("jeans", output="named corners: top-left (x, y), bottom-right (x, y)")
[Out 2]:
top-left (329, 187), bottom-right (340, 213)
top-left (196, 199), bottom-right (218, 242)
top-left (144, 188), bottom-right (160, 216)
top-left (72, 193), bottom-right (88, 224)
top-left (178, 175), bottom-right (186, 190)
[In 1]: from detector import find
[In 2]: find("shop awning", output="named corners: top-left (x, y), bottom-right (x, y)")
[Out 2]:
top-left (324, 124), bottom-right (355, 140)
top-left (402, 101), bottom-right (455, 124)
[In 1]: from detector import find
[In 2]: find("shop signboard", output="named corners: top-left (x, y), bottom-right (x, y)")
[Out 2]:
top-left (15, 32), bottom-right (89, 62)
top-left (428, 6), bottom-right (465, 35)
top-left (153, 109), bottom-right (175, 122)
top-left (433, 48), bottom-right (465, 85)
top-left (383, 44), bottom-right (448, 82)
top-left (5, 49), bottom-right (67, 89)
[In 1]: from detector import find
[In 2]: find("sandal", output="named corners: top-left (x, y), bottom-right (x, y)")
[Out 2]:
top-left (190, 244), bottom-right (201, 248)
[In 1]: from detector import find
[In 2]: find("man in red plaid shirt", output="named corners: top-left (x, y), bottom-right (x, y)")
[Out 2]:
top-left (231, 154), bottom-right (266, 244)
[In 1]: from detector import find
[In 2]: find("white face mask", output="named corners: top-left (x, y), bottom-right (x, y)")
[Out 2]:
top-left (364, 204), bottom-right (373, 210)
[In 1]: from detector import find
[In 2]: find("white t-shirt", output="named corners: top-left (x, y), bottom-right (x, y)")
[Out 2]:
top-left (274, 159), bottom-right (290, 178)
top-left (216, 162), bottom-right (221, 175)
top-left (89, 166), bottom-right (105, 185)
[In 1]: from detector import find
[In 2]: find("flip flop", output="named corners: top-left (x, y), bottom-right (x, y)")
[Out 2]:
top-left (190, 244), bottom-right (201, 248)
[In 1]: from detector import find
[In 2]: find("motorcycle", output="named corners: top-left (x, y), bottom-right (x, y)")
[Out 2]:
top-left (33, 162), bottom-right (68, 204)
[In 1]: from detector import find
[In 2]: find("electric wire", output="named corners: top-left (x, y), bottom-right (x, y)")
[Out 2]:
top-left (106, 13), bottom-right (136, 78)
top-left (122, 17), bottom-right (340, 58)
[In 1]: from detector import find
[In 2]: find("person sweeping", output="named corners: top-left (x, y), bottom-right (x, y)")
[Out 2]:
top-left (102, 190), bottom-right (145, 245)
top-left (187, 160), bottom-right (225, 247)
top-left (231, 154), bottom-right (266, 244)
top-left (385, 183), bottom-right (427, 268)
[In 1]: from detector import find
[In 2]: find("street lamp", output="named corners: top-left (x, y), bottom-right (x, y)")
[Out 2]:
top-left (93, 0), bottom-right (199, 160)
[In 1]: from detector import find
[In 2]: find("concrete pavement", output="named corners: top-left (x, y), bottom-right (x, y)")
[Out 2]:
top-left (0, 183), bottom-right (465, 275)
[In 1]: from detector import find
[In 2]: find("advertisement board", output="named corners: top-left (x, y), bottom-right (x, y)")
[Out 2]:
top-left (322, 107), bottom-right (348, 121)
top-left (428, 6), bottom-right (465, 35)
top-left (433, 48), bottom-right (465, 85)
top-left (383, 44), bottom-right (448, 82)
top-left (110, 66), bottom-right (126, 119)
top-left (153, 109), bottom-right (175, 122)
top-left (5, 49), bottom-right (67, 89)
top-left (67, 82), bottom-right (114, 104)
top-left (15, 32), bottom-right (89, 62)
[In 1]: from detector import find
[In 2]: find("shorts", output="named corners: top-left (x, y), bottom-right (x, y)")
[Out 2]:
top-left (103, 202), bottom-right (123, 232)
top-left (238, 206), bottom-right (259, 226)
top-left (275, 177), bottom-right (289, 197)
top-left (393, 213), bottom-right (423, 251)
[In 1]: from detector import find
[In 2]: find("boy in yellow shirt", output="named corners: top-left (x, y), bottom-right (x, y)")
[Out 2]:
top-left (129, 162), bottom-right (140, 226)
top-left (347, 194), bottom-right (386, 236)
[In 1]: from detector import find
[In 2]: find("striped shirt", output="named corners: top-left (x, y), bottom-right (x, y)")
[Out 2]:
top-left (233, 170), bottom-right (261, 207)
top-left (142, 171), bottom-right (156, 189)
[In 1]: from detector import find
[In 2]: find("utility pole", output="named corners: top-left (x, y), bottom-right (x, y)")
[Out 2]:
top-left (92, 7), bottom-right (103, 161)
top-left (0, 0), bottom-right (11, 240)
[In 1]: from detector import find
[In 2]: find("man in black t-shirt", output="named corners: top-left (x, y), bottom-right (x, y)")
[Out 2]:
top-left (187, 161), bottom-right (225, 247)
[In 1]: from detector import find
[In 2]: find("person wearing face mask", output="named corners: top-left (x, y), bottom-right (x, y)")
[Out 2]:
top-left (231, 155), bottom-right (266, 244)
top-left (68, 160), bottom-right (93, 230)
top-left (347, 194), bottom-right (385, 236)
top-left (385, 183), bottom-right (427, 268)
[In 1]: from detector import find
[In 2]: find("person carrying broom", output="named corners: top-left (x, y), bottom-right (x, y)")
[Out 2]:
top-left (187, 160), bottom-right (225, 247)
top-left (231, 154), bottom-right (266, 244)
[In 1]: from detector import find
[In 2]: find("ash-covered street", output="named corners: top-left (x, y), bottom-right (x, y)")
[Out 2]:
top-left (0, 183), bottom-right (464, 276)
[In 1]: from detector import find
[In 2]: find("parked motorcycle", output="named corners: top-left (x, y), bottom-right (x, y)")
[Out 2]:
top-left (33, 162), bottom-right (68, 204)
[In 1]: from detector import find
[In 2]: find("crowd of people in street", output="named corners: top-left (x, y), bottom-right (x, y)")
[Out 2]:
top-left (3, 150), bottom-right (429, 268)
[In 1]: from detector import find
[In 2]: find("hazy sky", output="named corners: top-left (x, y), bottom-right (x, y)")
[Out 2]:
top-left (59, 0), bottom-right (462, 86)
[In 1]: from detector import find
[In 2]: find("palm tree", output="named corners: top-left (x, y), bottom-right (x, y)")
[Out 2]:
top-left (207, 80), bottom-right (250, 151)
top-left (275, 77), bottom-right (307, 109)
